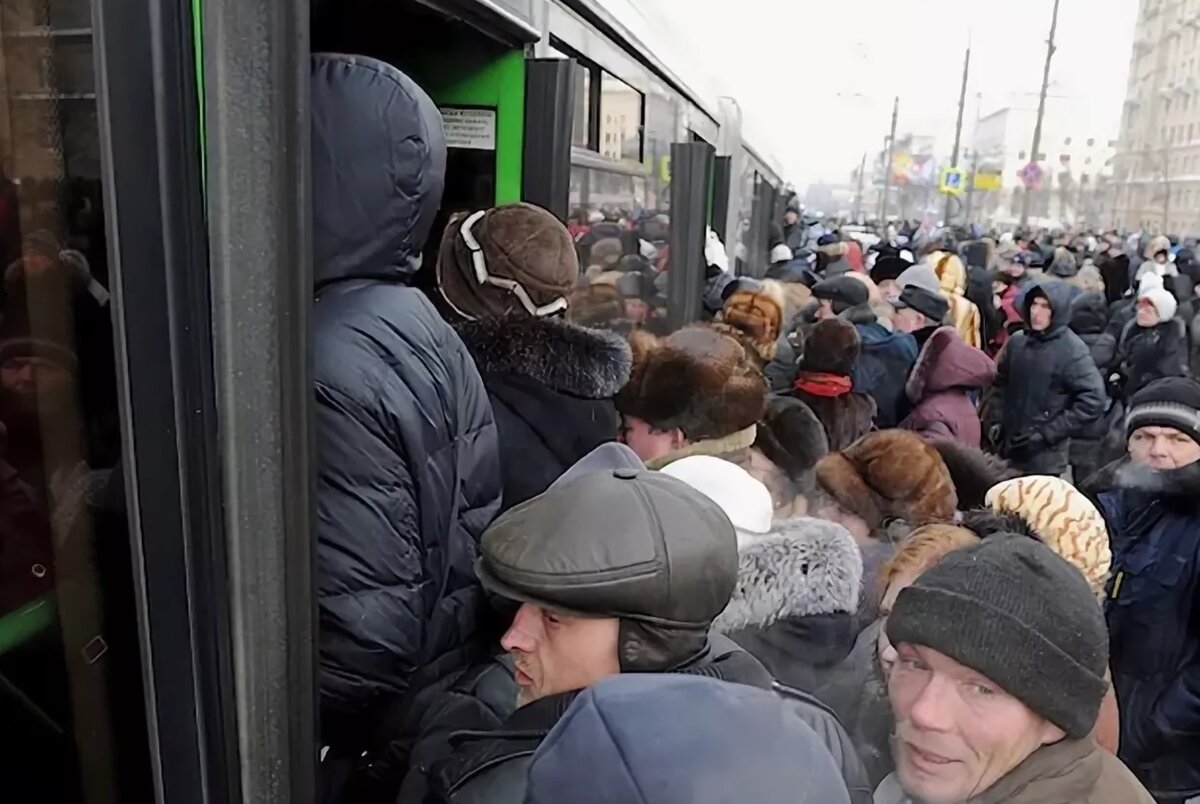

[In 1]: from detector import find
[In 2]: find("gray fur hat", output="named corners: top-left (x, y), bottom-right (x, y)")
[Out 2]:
top-left (714, 517), bottom-right (862, 633)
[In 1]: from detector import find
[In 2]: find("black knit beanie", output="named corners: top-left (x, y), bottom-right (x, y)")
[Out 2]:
top-left (887, 534), bottom-right (1108, 739)
top-left (1126, 377), bottom-right (1200, 446)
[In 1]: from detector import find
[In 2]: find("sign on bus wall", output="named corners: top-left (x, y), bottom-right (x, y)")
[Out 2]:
top-left (442, 107), bottom-right (497, 151)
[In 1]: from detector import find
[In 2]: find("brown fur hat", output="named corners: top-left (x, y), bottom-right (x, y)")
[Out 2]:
top-left (799, 318), bottom-right (860, 376)
top-left (713, 280), bottom-right (785, 365)
top-left (816, 430), bottom-right (957, 530)
top-left (568, 283), bottom-right (625, 329)
top-left (616, 326), bottom-right (767, 441)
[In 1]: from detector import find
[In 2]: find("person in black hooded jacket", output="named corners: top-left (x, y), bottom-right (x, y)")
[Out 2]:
top-left (430, 203), bottom-right (631, 512)
top-left (310, 54), bottom-right (502, 755)
top-left (987, 280), bottom-right (1105, 476)
top-left (1069, 291), bottom-right (1123, 482)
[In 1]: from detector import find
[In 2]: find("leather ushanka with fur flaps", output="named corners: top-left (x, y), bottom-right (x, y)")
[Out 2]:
top-left (455, 314), bottom-right (631, 512)
top-left (715, 518), bottom-right (863, 696)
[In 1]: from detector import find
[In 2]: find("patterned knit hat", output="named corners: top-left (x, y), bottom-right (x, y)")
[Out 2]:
top-left (984, 475), bottom-right (1111, 596)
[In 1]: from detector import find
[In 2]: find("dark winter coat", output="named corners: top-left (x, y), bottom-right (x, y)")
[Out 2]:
top-left (818, 619), bottom-right (895, 788)
top-left (453, 316), bottom-right (630, 512)
top-left (792, 387), bottom-right (876, 452)
top-left (311, 54), bottom-right (502, 749)
top-left (898, 326), bottom-right (995, 446)
top-left (1091, 459), bottom-right (1200, 800)
top-left (989, 280), bottom-right (1105, 475)
top-left (715, 520), bottom-right (864, 696)
top-left (1115, 317), bottom-right (1190, 398)
top-left (850, 315), bottom-right (918, 429)
top-left (404, 635), bottom-right (871, 804)
top-left (1097, 251), bottom-right (1132, 306)
top-left (1069, 293), bottom-right (1122, 482)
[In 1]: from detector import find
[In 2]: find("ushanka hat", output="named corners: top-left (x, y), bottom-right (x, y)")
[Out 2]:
top-left (437, 203), bottom-right (578, 320)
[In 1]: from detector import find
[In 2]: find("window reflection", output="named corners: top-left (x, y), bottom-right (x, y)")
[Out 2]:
top-left (599, 74), bottom-right (642, 164)
top-left (0, 0), bottom-right (148, 801)
top-left (568, 164), bottom-right (671, 336)
top-left (570, 61), bottom-right (591, 148)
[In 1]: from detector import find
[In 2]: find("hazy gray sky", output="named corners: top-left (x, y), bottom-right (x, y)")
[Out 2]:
top-left (640, 0), bottom-right (1140, 185)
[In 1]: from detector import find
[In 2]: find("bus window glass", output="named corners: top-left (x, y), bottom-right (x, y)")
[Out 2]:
top-left (599, 73), bottom-right (642, 164)
top-left (570, 61), bottom-right (591, 149)
top-left (0, 1), bottom-right (150, 801)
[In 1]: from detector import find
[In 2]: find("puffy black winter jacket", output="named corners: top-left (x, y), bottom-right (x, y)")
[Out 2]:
top-left (311, 53), bottom-right (502, 749)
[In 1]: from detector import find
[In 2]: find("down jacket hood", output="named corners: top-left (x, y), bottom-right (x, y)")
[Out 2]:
top-left (1019, 278), bottom-right (1076, 335)
top-left (311, 53), bottom-right (446, 287)
top-left (905, 326), bottom-right (995, 401)
top-left (715, 518), bottom-right (863, 632)
top-left (454, 316), bottom-right (631, 399)
top-left (1069, 291), bottom-right (1109, 336)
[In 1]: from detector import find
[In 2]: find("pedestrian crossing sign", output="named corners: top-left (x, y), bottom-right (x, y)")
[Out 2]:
top-left (939, 167), bottom-right (966, 196)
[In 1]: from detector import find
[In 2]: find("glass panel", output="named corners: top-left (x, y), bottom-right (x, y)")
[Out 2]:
top-left (568, 165), bottom-right (675, 336)
top-left (599, 73), bottom-right (642, 164)
top-left (570, 61), bottom-right (590, 149)
top-left (0, 1), bottom-right (150, 802)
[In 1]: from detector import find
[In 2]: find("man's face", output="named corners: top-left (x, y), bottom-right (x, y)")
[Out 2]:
top-left (501, 602), bottom-right (620, 707)
top-left (1136, 299), bottom-right (1161, 327)
top-left (0, 355), bottom-right (71, 396)
top-left (889, 643), bottom-right (1064, 804)
top-left (894, 307), bottom-right (925, 334)
top-left (815, 298), bottom-right (838, 321)
top-left (619, 415), bottom-right (684, 462)
top-left (877, 278), bottom-right (899, 298)
top-left (1129, 425), bottom-right (1200, 470)
top-left (1028, 296), bottom-right (1053, 331)
top-left (784, 210), bottom-right (799, 226)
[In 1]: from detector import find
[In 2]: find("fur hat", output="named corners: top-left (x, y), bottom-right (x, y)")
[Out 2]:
top-left (798, 318), bottom-right (860, 376)
top-left (714, 280), bottom-right (785, 364)
top-left (870, 256), bottom-right (913, 285)
top-left (816, 430), bottom-right (957, 531)
top-left (713, 517), bottom-right (863, 633)
top-left (985, 475), bottom-right (1111, 596)
top-left (929, 440), bottom-right (1018, 510)
top-left (754, 396), bottom-right (829, 491)
top-left (568, 283), bottom-right (626, 330)
top-left (616, 326), bottom-right (767, 442)
top-left (437, 203), bottom-right (578, 320)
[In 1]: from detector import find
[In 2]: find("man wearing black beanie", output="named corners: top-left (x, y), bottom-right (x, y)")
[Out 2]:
top-left (875, 535), bottom-right (1153, 804)
top-left (1086, 377), bottom-right (1200, 803)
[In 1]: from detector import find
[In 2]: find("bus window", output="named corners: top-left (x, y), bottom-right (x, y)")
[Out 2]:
top-left (0, 1), bottom-right (150, 801)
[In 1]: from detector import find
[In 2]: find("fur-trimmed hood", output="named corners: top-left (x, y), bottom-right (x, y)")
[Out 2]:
top-left (455, 315), bottom-right (631, 399)
top-left (714, 518), bottom-right (863, 632)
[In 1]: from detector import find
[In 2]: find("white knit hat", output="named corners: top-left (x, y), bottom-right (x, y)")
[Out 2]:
top-left (660, 456), bottom-right (773, 546)
top-left (770, 243), bottom-right (794, 264)
top-left (1139, 287), bottom-right (1178, 322)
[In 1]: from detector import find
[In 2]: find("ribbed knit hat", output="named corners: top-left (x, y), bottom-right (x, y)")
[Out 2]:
top-left (887, 534), bottom-right (1109, 739)
top-left (1126, 377), bottom-right (1200, 445)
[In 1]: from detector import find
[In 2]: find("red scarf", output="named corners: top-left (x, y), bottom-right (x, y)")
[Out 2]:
top-left (794, 371), bottom-right (853, 398)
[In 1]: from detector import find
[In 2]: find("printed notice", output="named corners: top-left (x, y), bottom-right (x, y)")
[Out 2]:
top-left (443, 107), bottom-right (497, 151)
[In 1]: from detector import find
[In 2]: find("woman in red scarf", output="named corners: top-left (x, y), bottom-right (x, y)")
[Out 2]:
top-left (792, 318), bottom-right (876, 450)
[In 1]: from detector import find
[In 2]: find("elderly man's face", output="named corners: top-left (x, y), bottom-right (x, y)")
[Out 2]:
top-left (1129, 425), bottom-right (1200, 470)
top-left (889, 643), bottom-right (1065, 804)
top-left (501, 603), bottom-right (620, 707)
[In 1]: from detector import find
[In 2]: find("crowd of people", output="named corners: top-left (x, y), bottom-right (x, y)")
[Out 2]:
top-left (310, 55), bottom-right (1200, 804)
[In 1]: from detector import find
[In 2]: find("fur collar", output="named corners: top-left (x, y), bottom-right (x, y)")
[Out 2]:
top-left (455, 315), bottom-right (632, 399)
top-left (713, 518), bottom-right (863, 632)
top-left (645, 425), bottom-right (757, 470)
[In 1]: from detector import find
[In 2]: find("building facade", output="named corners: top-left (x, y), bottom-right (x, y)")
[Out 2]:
top-left (1113, 0), bottom-right (1200, 234)
top-left (970, 99), bottom-right (1117, 227)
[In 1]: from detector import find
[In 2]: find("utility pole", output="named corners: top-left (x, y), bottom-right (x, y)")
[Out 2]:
top-left (964, 148), bottom-right (981, 225)
top-left (879, 95), bottom-right (900, 223)
top-left (853, 151), bottom-right (867, 222)
top-left (945, 44), bottom-right (972, 226)
top-left (1021, 0), bottom-right (1062, 227)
